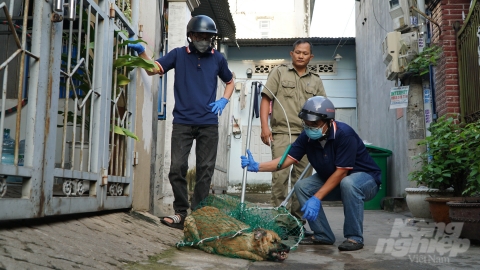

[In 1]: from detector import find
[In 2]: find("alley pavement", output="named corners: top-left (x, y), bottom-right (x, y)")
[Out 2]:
top-left (1, 199), bottom-right (479, 270)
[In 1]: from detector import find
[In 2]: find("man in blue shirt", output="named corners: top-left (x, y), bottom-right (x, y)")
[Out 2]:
top-left (129, 15), bottom-right (234, 230)
top-left (241, 96), bottom-right (380, 251)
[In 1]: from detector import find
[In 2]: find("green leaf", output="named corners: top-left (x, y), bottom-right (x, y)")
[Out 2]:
top-left (120, 127), bottom-right (139, 141)
top-left (117, 74), bottom-right (130, 86)
top-left (119, 39), bottom-right (148, 47)
top-left (113, 125), bottom-right (125, 136)
top-left (419, 70), bottom-right (429, 76)
top-left (112, 125), bottom-right (139, 141)
top-left (113, 55), bottom-right (155, 71)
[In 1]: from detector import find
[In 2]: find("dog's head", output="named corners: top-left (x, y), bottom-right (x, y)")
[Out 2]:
top-left (253, 229), bottom-right (290, 262)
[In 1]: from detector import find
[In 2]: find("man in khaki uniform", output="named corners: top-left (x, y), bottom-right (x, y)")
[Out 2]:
top-left (260, 39), bottom-right (326, 229)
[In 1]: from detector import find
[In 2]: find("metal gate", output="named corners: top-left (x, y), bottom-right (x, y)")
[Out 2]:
top-left (0, 0), bottom-right (139, 220)
top-left (457, 0), bottom-right (480, 123)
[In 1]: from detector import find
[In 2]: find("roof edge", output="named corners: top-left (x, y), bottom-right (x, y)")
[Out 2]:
top-left (224, 37), bottom-right (355, 47)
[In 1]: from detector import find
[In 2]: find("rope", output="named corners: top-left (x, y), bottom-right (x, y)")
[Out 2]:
top-left (176, 227), bottom-right (252, 248)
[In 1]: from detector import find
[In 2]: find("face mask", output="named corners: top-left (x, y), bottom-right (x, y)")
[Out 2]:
top-left (304, 123), bottom-right (326, 140)
top-left (193, 40), bottom-right (211, 53)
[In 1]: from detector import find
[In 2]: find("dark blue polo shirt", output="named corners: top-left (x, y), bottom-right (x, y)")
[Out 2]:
top-left (156, 45), bottom-right (233, 125)
top-left (288, 121), bottom-right (382, 185)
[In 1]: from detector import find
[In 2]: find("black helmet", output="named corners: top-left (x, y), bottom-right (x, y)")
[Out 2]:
top-left (298, 96), bottom-right (335, 121)
top-left (186, 15), bottom-right (217, 35)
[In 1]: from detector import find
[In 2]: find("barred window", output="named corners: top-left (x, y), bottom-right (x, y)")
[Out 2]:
top-left (253, 61), bottom-right (337, 75)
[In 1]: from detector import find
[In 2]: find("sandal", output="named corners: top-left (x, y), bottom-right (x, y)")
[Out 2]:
top-left (298, 236), bottom-right (334, 245)
top-left (160, 214), bottom-right (185, 230)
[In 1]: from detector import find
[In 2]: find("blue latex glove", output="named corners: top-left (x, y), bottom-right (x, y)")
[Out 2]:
top-left (209, 97), bottom-right (229, 116)
top-left (301, 196), bottom-right (322, 222)
top-left (240, 149), bottom-right (259, 172)
top-left (127, 37), bottom-right (145, 55)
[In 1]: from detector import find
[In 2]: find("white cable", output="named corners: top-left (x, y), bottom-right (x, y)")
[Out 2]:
top-left (258, 82), bottom-right (292, 144)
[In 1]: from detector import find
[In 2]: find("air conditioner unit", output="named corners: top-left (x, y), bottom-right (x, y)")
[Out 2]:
top-left (385, 59), bottom-right (399, 81)
top-left (382, 31), bottom-right (401, 67)
top-left (389, 0), bottom-right (415, 31)
top-left (398, 32), bottom-right (419, 70)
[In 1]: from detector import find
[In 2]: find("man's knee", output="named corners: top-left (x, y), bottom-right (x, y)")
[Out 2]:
top-left (339, 177), bottom-right (357, 193)
top-left (294, 179), bottom-right (307, 191)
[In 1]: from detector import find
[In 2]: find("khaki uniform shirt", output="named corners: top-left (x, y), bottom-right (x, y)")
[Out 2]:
top-left (262, 64), bottom-right (326, 134)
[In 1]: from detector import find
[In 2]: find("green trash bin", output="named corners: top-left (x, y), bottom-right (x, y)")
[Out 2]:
top-left (364, 145), bottom-right (392, 210)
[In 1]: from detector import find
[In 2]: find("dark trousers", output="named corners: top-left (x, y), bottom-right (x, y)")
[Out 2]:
top-left (168, 124), bottom-right (218, 216)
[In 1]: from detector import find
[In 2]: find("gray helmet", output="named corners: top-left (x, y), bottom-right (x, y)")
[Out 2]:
top-left (187, 15), bottom-right (217, 35)
top-left (298, 96), bottom-right (335, 121)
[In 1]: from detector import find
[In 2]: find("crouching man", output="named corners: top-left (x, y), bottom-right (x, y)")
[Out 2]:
top-left (241, 96), bottom-right (381, 251)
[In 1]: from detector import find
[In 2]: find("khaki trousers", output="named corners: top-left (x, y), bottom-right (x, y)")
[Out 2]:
top-left (271, 133), bottom-right (313, 220)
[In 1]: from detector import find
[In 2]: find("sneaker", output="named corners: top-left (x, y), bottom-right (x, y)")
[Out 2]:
top-left (338, 239), bottom-right (364, 251)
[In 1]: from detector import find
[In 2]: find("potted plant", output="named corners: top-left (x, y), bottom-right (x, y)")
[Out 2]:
top-left (404, 186), bottom-right (453, 220)
top-left (409, 116), bottom-right (480, 223)
top-left (445, 119), bottom-right (480, 241)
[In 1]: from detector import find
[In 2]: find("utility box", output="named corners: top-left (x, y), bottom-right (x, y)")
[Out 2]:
top-left (364, 145), bottom-right (392, 210)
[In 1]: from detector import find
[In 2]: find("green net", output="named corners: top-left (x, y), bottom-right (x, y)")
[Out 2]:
top-left (176, 194), bottom-right (304, 261)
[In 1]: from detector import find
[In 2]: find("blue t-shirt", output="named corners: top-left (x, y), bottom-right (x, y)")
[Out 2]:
top-left (288, 121), bottom-right (382, 185)
top-left (156, 45), bottom-right (233, 125)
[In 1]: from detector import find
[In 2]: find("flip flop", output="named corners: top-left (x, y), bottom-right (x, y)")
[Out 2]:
top-left (160, 214), bottom-right (185, 230)
top-left (298, 236), bottom-right (334, 245)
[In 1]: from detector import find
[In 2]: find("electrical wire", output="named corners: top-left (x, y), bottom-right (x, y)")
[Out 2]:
top-left (372, 0), bottom-right (389, 33)
top-left (331, 3), bottom-right (356, 58)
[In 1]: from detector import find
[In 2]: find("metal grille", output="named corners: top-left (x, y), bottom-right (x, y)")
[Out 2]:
top-left (0, 0), bottom-right (137, 219)
top-left (253, 61), bottom-right (337, 75)
top-left (54, 1), bottom-right (105, 199)
top-left (457, 0), bottom-right (480, 123)
top-left (54, 0), bottom-right (136, 198)
top-left (0, 1), bottom-right (39, 199)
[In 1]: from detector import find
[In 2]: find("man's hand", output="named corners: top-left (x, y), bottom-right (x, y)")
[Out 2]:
top-left (209, 97), bottom-right (229, 115)
top-left (301, 196), bottom-right (321, 222)
top-left (240, 149), bottom-right (259, 172)
top-left (127, 37), bottom-right (145, 55)
top-left (261, 126), bottom-right (273, 146)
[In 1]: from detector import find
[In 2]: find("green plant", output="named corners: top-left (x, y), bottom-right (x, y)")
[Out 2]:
top-left (116, 0), bottom-right (132, 23)
top-left (57, 111), bottom-right (89, 130)
top-left (408, 116), bottom-right (480, 196)
top-left (58, 26), bottom-right (155, 141)
top-left (406, 45), bottom-right (442, 76)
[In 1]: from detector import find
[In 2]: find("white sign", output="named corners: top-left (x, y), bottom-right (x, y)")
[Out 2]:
top-left (418, 37), bottom-right (425, 49)
top-left (390, 86), bottom-right (409, 109)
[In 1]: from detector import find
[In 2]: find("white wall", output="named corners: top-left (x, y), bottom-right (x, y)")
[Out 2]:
top-left (225, 43), bottom-right (357, 189)
top-left (228, 0), bottom-right (308, 38)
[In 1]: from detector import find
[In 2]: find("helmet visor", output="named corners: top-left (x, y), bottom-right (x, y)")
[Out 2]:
top-left (298, 109), bottom-right (328, 121)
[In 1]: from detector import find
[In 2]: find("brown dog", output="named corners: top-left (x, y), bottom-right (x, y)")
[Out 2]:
top-left (183, 206), bottom-right (290, 261)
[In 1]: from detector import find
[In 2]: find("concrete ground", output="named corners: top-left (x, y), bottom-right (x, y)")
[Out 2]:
top-left (1, 196), bottom-right (479, 270)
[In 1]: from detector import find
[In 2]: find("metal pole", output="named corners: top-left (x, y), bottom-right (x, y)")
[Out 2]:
top-left (240, 81), bottom-right (258, 204)
top-left (279, 163), bottom-right (311, 207)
